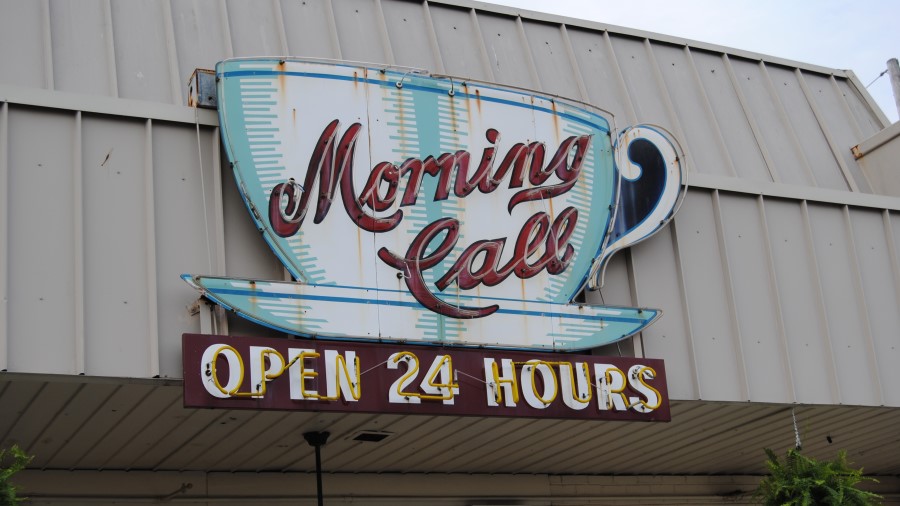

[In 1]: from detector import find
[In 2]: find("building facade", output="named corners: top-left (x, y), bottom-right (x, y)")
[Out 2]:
top-left (1, 0), bottom-right (899, 503)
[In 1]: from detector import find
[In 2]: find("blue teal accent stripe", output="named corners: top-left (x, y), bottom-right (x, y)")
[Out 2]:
top-left (220, 70), bottom-right (609, 132)
top-left (206, 287), bottom-right (652, 324)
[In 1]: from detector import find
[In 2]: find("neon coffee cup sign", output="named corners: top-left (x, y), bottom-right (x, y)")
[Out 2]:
top-left (184, 59), bottom-right (685, 351)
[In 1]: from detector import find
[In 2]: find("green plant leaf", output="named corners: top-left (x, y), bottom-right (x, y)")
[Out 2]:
top-left (755, 448), bottom-right (882, 506)
top-left (0, 445), bottom-right (32, 506)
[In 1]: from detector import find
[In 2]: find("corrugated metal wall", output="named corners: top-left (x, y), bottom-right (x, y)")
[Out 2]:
top-left (1, 0), bottom-right (899, 406)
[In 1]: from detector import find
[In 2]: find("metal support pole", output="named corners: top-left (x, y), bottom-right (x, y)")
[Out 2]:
top-left (888, 58), bottom-right (900, 121)
top-left (303, 431), bottom-right (330, 506)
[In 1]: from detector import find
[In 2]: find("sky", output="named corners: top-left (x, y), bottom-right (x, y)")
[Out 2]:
top-left (486, 0), bottom-right (900, 124)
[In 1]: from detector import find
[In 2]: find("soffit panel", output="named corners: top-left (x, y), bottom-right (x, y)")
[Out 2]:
top-left (3, 376), bottom-right (899, 477)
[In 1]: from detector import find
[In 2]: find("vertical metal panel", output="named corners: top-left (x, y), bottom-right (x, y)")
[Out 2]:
top-left (888, 212), bottom-right (900, 404)
top-left (109, 0), bottom-right (174, 103)
top-left (220, 147), bottom-right (285, 339)
top-left (380, 0), bottom-right (441, 71)
top-left (159, 0), bottom-right (184, 105)
top-left (607, 36), bottom-right (669, 125)
top-left (643, 40), bottom-right (693, 164)
top-left (587, 252), bottom-right (633, 308)
top-left (7, 107), bottom-right (77, 374)
top-left (101, 0), bottom-right (119, 97)
top-left (805, 203), bottom-right (879, 405)
top-left (209, 128), bottom-right (227, 339)
top-left (757, 62), bottom-right (817, 185)
top-left (278, 0), bottom-right (341, 59)
top-left (558, 26), bottom-right (589, 101)
top-left (836, 78), bottom-right (884, 137)
top-left (630, 218), bottom-right (698, 399)
top-left (48, 0), bottom-right (115, 96)
top-left (683, 47), bottom-right (738, 177)
top-left (217, 0), bottom-right (235, 61)
top-left (0, 103), bottom-right (6, 371)
top-left (841, 206), bottom-right (885, 406)
top-left (421, 3), bottom-right (447, 74)
top-left (225, 0), bottom-right (284, 57)
top-left (765, 66), bottom-right (846, 190)
top-left (169, 0), bottom-right (231, 103)
top-left (0, 0), bottom-right (48, 88)
top-left (690, 50), bottom-right (769, 181)
top-left (730, 58), bottom-right (811, 186)
top-left (81, 115), bottom-right (152, 377)
top-left (802, 72), bottom-right (872, 192)
top-left (151, 123), bottom-right (217, 378)
top-left (564, 28), bottom-right (633, 125)
top-left (721, 55), bottom-right (777, 183)
top-left (710, 191), bottom-right (750, 400)
top-left (626, 251), bottom-right (647, 357)
top-left (220, 158), bottom-right (283, 281)
top-left (589, 251), bottom-right (639, 360)
top-left (426, 4), bottom-right (489, 80)
top-left (829, 76), bottom-right (864, 144)
top-left (331, 0), bottom-right (387, 63)
top-left (73, 112), bottom-right (85, 374)
top-left (672, 190), bottom-right (742, 401)
top-left (40, 0), bottom-right (54, 90)
top-left (851, 209), bottom-right (900, 405)
top-left (755, 196), bottom-right (797, 403)
top-left (799, 201), bottom-right (843, 402)
top-left (763, 199), bottom-right (836, 404)
top-left (473, 12), bottom-right (535, 89)
top-left (144, 120), bottom-right (160, 376)
top-left (794, 71), bottom-right (861, 193)
top-left (514, 17), bottom-right (541, 89)
top-left (719, 194), bottom-right (792, 403)
top-left (373, 0), bottom-right (397, 66)
top-left (520, 20), bottom-right (579, 99)
top-left (459, 9), bottom-right (491, 79)
top-left (651, 44), bottom-right (733, 178)
top-left (270, 0), bottom-right (290, 56)
top-left (215, 149), bottom-right (285, 337)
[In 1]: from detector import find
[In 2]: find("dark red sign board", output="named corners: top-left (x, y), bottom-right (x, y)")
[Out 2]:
top-left (183, 333), bottom-right (670, 422)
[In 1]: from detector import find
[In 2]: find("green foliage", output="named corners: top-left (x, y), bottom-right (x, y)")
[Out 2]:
top-left (0, 445), bottom-right (30, 506)
top-left (756, 448), bottom-right (882, 505)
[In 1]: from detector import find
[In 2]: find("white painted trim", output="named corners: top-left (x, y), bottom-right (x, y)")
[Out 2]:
top-left (0, 84), bottom-right (218, 126)
top-left (853, 120), bottom-right (900, 159)
top-left (688, 173), bottom-right (900, 211)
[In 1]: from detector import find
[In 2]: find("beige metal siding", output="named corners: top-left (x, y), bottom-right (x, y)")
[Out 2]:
top-left (7, 107), bottom-right (78, 374)
top-left (0, 0), bottom-right (898, 408)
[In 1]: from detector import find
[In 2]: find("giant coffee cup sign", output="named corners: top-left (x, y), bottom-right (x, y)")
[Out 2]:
top-left (184, 58), bottom-right (686, 352)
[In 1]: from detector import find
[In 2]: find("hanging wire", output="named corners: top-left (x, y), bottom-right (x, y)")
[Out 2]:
top-left (194, 105), bottom-right (213, 274)
top-left (792, 407), bottom-right (802, 450)
top-left (866, 69), bottom-right (888, 89)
